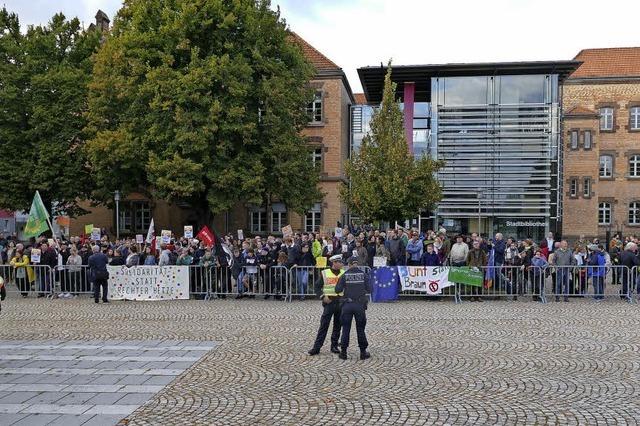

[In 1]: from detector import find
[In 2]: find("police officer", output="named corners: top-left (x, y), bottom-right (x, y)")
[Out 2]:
top-left (335, 257), bottom-right (371, 360)
top-left (308, 254), bottom-right (345, 356)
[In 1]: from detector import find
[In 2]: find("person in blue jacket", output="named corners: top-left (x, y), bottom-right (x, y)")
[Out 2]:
top-left (420, 244), bottom-right (441, 266)
top-left (588, 244), bottom-right (607, 301)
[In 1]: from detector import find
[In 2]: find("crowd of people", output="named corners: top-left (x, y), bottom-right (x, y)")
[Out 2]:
top-left (0, 227), bottom-right (638, 302)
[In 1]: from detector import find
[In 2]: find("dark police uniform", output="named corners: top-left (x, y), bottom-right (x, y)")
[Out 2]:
top-left (308, 264), bottom-right (345, 355)
top-left (335, 262), bottom-right (371, 360)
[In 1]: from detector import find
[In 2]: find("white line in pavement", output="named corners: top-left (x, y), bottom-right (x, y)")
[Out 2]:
top-left (0, 367), bottom-right (184, 376)
top-left (0, 354), bottom-right (200, 362)
top-left (0, 403), bottom-right (142, 415)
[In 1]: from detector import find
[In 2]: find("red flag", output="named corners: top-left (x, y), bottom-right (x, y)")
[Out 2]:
top-left (196, 225), bottom-right (215, 248)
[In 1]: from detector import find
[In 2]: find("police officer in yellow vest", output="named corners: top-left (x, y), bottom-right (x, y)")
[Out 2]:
top-left (308, 255), bottom-right (345, 356)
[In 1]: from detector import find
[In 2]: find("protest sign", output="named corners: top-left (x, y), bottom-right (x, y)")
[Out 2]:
top-left (281, 225), bottom-right (293, 239)
top-left (315, 256), bottom-right (327, 268)
top-left (84, 224), bottom-right (93, 235)
top-left (373, 256), bottom-right (387, 268)
top-left (237, 229), bottom-right (244, 241)
top-left (184, 226), bottom-right (193, 239)
top-left (161, 230), bottom-right (171, 244)
top-left (30, 249), bottom-right (41, 264)
top-left (334, 227), bottom-right (343, 238)
top-left (136, 234), bottom-right (144, 244)
top-left (398, 266), bottom-right (453, 294)
top-left (448, 267), bottom-right (484, 287)
top-left (108, 266), bottom-right (190, 301)
top-left (91, 228), bottom-right (101, 241)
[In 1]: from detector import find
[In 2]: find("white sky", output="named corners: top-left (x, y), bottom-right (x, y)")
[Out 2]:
top-left (4, 0), bottom-right (639, 93)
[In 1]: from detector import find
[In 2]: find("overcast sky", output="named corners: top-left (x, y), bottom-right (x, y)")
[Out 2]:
top-left (4, 0), bottom-right (639, 93)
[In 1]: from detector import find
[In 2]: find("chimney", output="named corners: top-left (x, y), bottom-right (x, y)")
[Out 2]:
top-left (95, 9), bottom-right (110, 32)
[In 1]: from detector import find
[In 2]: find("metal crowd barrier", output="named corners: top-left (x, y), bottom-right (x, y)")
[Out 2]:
top-left (0, 264), bottom-right (54, 298)
top-left (453, 265), bottom-right (546, 303)
top-left (207, 265), bottom-right (289, 300)
top-left (54, 265), bottom-right (93, 298)
top-left (288, 265), bottom-right (372, 302)
top-left (544, 265), bottom-right (630, 302)
top-left (629, 266), bottom-right (640, 303)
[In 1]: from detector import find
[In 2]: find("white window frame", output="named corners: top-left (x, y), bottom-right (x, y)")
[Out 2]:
top-left (630, 155), bottom-right (640, 177)
top-left (250, 209), bottom-right (267, 233)
top-left (600, 107), bottom-right (613, 131)
top-left (570, 130), bottom-right (578, 149)
top-left (629, 202), bottom-right (640, 225)
top-left (305, 203), bottom-right (321, 232)
top-left (631, 107), bottom-right (640, 130)
top-left (598, 202), bottom-right (611, 225)
top-left (270, 203), bottom-right (287, 233)
top-left (599, 155), bottom-right (613, 178)
top-left (569, 178), bottom-right (578, 197)
top-left (307, 92), bottom-right (323, 123)
top-left (584, 130), bottom-right (592, 149)
top-left (311, 147), bottom-right (322, 168)
top-left (583, 177), bottom-right (591, 197)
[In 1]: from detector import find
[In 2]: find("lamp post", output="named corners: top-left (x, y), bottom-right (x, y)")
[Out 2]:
top-left (477, 191), bottom-right (484, 236)
top-left (114, 190), bottom-right (121, 241)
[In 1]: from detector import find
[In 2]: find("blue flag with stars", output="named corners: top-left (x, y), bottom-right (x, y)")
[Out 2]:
top-left (371, 267), bottom-right (399, 302)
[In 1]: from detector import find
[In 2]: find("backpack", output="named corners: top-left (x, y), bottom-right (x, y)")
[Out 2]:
top-left (168, 251), bottom-right (178, 265)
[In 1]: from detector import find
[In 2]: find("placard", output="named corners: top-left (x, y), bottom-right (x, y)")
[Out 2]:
top-left (341, 243), bottom-right (348, 254)
top-left (184, 226), bottom-right (193, 239)
top-left (315, 256), bottom-right (327, 268)
top-left (398, 266), bottom-right (454, 294)
top-left (30, 249), bottom-right (41, 264)
top-left (136, 234), bottom-right (144, 244)
top-left (334, 227), bottom-right (343, 238)
top-left (84, 224), bottom-right (94, 235)
top-left (237, 229), bottom-right (244, 241)
top-left (373, 256), bottom-right (387, 267)
top-left (91, 228), bottom-right (101, 241)
top-left (107, 266), bottom-right (190, 300)
top-left (161, 230), bottom-right (171, 244)
top-left (281, 225), bottom-right (293, 239)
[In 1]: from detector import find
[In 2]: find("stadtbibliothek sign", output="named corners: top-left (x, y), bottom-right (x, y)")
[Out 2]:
top-left (505, 221), bottom-right (546, 227)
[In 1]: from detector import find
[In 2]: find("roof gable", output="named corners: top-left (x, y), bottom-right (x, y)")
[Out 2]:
top-left (571, 47), bottom-right (640, 78)
top-left (288, 32), bottom-right (341, 72)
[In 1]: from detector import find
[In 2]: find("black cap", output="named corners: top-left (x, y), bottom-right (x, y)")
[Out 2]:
top-left (348, 256), bottom-right (359, 265)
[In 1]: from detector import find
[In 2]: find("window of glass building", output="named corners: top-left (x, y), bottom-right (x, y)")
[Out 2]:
top-left (307, 92), bottom-right (323, 123)
top-left (631, 107), bottom-right (640, 130)
top-left (583, 177), bottom-right (591, 197)
top-left (630, 155), bottom-right (640, 177)
top-left (599, 155), bottom-right (613, 178)
top-left (442, 76), bottom-right (489, 106)
top-left (499, 75), bottom-right (546, 104)
top-left (570, 131), bottom-right (578, 150)
top-left (569, 178), bottom-right (578, 197)
top-left (305, 203), bottom-right (321, 232)
top-left (600, 107), bottom-right (613, 131)
top-left (598, 202), bottom-right (611, 225)
top-left (584, 130), bottom-right (592, 149)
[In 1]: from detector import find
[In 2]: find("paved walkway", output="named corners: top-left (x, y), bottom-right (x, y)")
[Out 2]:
top-left (0, 297), bottom-right (638, 425)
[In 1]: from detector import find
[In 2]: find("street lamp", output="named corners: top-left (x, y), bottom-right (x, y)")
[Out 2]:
top-left (114, 190), bottom-right (121, 240)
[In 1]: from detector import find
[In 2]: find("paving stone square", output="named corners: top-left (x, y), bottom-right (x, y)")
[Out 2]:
top-left (0, 297), bottom-right (638, 424)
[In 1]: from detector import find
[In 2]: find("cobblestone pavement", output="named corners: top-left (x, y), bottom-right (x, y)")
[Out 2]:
top-left (0, 297), bottom-right (639, 425)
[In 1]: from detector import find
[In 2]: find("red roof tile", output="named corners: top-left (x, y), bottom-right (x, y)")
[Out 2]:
top-left (354, 93), bottom-right (367, 104)
top-left (570, 47), bottom-right (640, 78)
top-left (288, 32), bottom-right (341, 72)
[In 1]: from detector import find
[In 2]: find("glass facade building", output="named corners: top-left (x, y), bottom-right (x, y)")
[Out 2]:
top-left (354, 61), bottom-right (580, 239)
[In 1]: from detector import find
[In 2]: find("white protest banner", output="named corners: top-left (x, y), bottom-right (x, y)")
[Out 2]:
top-left (136, 234), bottom-right (144, 244)
top-left (397, 266), bottom-right (453, 294)
top-left (334, 227), bottom-right (343, 238)
top-left (30, 249), bottom-right (41, 264)
top-left (107, 266), bottom-right (189, 301)
top-left (184, 226), bottom-right (193, 239)
top-left (161, 230), bottom-right (171, 244)
top-left (237, 229), bottom-right (244, 241)
top-left (281, 225), bottom-right (293, 239)
top-left (373, 256), bottom-right (387, 268)
top-left (91, 228), bottom-right (101, 241)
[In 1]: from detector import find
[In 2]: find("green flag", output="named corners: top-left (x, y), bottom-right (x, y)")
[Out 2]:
top-left (23, 191), bottom-right (50, 238)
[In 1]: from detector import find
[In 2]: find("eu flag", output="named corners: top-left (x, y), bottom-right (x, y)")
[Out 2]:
top-left (371, 267), bottom-right (399, 303)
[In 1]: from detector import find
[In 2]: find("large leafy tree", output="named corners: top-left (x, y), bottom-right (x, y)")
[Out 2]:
top-left (0, 9), bottom-right (102, 216)
top-left (341, 62), bottom-right (443, 223)
top-left (86, 0), bottom-right (321, 222)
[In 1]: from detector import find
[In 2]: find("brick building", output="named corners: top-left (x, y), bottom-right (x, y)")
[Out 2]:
top-left (562, 47), bottom-right (640, 241)
top-left (70, 30), bottom-right (354, 238)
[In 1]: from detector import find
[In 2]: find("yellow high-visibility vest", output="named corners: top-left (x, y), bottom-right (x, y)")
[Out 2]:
top-left (322, 268), bottom-right (345, 297)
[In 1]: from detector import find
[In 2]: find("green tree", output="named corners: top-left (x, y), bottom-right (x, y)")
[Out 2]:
top-left (85, 0), bottom-right (322, 223)
top-left (341, 62), bottom-right (443, 223)
top-left (0, 8), bottom-right (102, 216)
